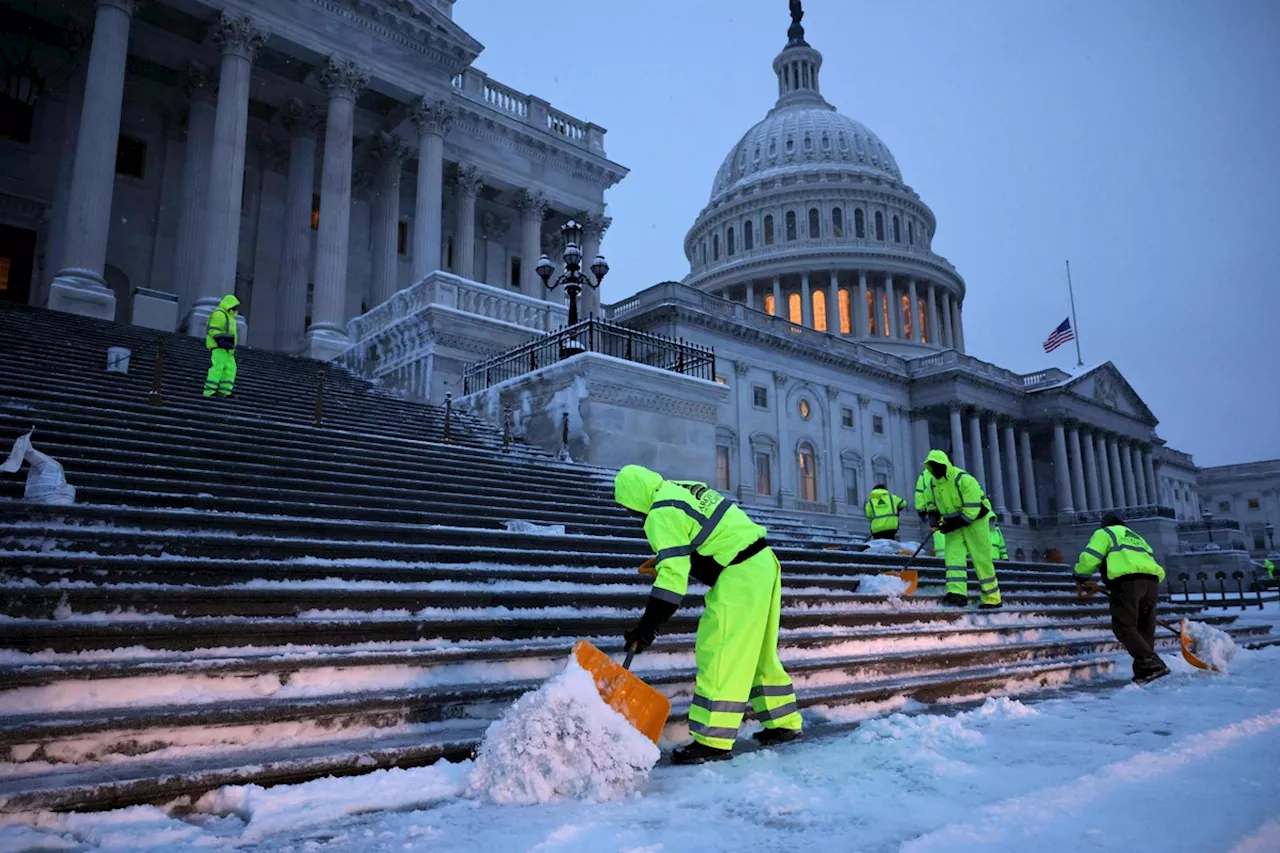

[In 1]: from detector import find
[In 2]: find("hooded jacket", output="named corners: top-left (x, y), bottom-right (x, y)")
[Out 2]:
top-left (864, 487), bottom-right (906, 534)
top-left (919, 449), bottom-right (988, 527)
top-left (206, 294), bottom-right (240, 351)
top-left (615, 464), bottom-right (766, 608)
top-left (1074, 524), bottom-right (1165, 583)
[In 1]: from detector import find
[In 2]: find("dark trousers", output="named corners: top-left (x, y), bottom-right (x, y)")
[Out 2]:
top-left (1108, 574), bottom-right (1159, 665)
top-left (870, 529), bottom-right (899, 540)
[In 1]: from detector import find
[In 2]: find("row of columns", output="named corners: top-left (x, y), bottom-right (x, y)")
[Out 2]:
top-left (737, 271), bottom-right (964, 350)
top-left (48, 2), bottom-right (595, 356)
top-left (947, 407), bottom-right (1039, 518)
top-left (1050, 422), bottom-right (1159, 514)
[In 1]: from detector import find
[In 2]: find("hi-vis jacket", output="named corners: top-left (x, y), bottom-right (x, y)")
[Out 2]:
top-left (615, 465), bottom-right (766, 608)
top-left (914, 471), bottom-right (930, 514)
top-left (919, 449), bottom-right (988, 527)
top-left (1074, 524), bottom-right (1166, 583)
top-left (205, 294), bottom-right (240, 350)
top-left (864, 488), bottom-right (906, 534)
top-left (990, 522), bottom-right (1008, 560)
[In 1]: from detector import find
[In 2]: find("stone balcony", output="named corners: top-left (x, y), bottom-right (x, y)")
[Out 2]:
top-left (450, 69), bottom-right (608, 156)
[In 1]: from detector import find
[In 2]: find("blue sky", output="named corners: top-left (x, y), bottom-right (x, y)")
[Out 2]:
top-left (454, 0), bottom-right (1280, 467)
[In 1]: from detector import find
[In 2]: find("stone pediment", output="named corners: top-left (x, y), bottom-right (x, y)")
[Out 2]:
top-left (350, 0), bottom-right (483, 64)
top-left (1055, 363), bottom-right (1156, 424)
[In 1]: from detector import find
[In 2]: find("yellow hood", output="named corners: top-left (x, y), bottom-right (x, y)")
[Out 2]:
top-left (218, 294), bottom-right (240, 312)
top-left (614, 465), bottom-right (663, 514)
top-left (925, 449), bottom-right (952, 468)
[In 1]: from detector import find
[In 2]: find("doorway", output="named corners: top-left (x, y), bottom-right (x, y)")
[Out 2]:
top-left (0, 224), bottom-right (36, 305)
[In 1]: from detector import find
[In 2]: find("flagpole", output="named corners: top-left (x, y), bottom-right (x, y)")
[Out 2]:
top-left (1065, 260), bottom-right (1083, 367)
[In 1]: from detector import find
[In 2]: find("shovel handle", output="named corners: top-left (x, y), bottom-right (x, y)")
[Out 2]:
top-left (623, 641), bottom-right (637, 670)
top-left (1079, 582), bottom-right (1182, 638)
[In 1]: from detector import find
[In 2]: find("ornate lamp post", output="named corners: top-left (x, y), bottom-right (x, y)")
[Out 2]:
top-left (535, 219), bottom-right (608, 327)
top-left (1202, 509), bottom-right (1214, 545)
top-left (1266, 521), bottom-right (1275, 551)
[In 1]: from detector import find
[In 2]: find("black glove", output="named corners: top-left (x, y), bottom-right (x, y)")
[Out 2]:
top-left (938, 517), bottom-right (967, 535)
top-left (918, 511), bottom-right (928, 523)
top-left (624, 595), bottom-right (678, 654)
top-left (624, 623), bottom-right (657, 654)
top-left (214, 335), bottom-right (235, 350)
top-left (928, 511), bottom-right (942, 528)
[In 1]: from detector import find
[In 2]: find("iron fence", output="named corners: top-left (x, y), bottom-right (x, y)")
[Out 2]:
top-left (462, 318), bottom-right (716, 395)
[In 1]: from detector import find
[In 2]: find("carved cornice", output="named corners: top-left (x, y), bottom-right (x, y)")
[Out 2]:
top-left (409, 97), bottom-right (456, 139)
top-left (319, 57), bottom-right (370, 102)
top-left (305, 0), bottom-right (481, 75)
top-left (211, 14), bottom-right (269, 62)
top-left (590, 381), bottom-right (720, 424)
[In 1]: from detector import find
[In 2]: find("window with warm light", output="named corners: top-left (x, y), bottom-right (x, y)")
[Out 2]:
top-left (311, 194), bottom-right (321, 230)
top-left (0, 256), bottom-right (9, 291)
top-left (918, 298), bottom-right (928, 343)
top-left (838, 288), bottom-right (851, 334)
top-left (716, 446), bottom-right (731, 491)
top-left (788, 292), bottom-right (802, 324)
top-left (715, 375), bottom-right (728, 385)
top-left (798, 399), bottom-right (811, 420)
top-left (755, 452), bottom-right (772, 496)
top-left (812, 289), bottom-right (827, 332)
top-left (866, 289), bottom-right (876, 335)
top-left (881, 291), bottom-right (890, 336)
top-left (901, 294), bottom-right (912, 338)
top-left (764, 293), bottom-right (776, 315)
top-left (798, 443), bottom-right (817, 502)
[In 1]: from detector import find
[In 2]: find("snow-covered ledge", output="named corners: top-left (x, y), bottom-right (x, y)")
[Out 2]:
top-left (458, 352), bottom-right (731, 482)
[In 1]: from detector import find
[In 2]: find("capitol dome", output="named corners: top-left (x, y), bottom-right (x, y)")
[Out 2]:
top-left (683, 3), bottom-right (967, 356)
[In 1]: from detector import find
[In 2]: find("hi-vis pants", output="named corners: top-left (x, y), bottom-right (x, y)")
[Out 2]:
top-left (943, 520), bottom-right (1002, 605)
top-left (203, 349), bottom-right (237, 397)
top-left (687, 548), bottom-right (802, 750)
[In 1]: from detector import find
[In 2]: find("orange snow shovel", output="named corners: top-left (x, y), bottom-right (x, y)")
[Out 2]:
top-left (1077, 582), bottom-right (1217, 671)
top-left (573, 639), bottom-right (671, 744)
top-left (878, 537), bottom-right (927, 596)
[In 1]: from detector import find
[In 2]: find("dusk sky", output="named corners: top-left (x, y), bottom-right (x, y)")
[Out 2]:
top-left (455, 0), bottom-right (1279, 468)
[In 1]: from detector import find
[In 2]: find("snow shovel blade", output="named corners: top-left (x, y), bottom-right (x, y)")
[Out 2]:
top-left (572, 639), bottom-right (670, 745)
top-left (881, 569), bottom-right (918, 595)
top-left (1178, 618), bottom-right (1217, 672)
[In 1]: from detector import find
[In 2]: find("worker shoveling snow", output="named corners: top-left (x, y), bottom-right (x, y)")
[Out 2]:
top-left (467, 659), bottom-right (660, 805)
top-left (1182, 619), bottom-right (1238, 672)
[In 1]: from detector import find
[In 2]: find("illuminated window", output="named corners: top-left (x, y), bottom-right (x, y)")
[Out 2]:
top-left (785, 211), bottom-right (797, 241)
top-left (866, 288), bottom-right (876, 335)
top-left (1248, 498), bottom-right (1260, 510)
top-left (798, 442), bottom-right (818, 502)
top-left (808, 208), bottom-right (820, 239)
top-left (838, 288), bottom-right (851, 334)
top-left (798, 399), bottom-right (812, 419)
top-left (812, 289), bottom-right (827, 332)
top-left (918, 297), bottom-right (928, 343)
top-left (0, 257), bottom-right (8, 291)
top-left (874, 211), bottom-right (884, 241)
top-left (763, 293), bottom-right (776, 315)
top-left (901, 293), bottom-right (913, 338)
top-left (716, 446), bottom-right (731, 490)
top-left (311, 194), bottom-right (321, 230)
top-left (832, 207), bottom-right (844, 238)
top-left (764, 215), bottom-right (775, 245)
top-left (854, 208), bottom-right (865, 238)
top-left (788, 292), bottom-right (802, 324)
top-left (881, 290), bottom-right (890, 336)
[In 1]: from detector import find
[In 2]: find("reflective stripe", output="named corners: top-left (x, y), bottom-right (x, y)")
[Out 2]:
top-left (750, 683), bottom-right (795, 699)
top-left (655, 545), bottom-right (693, 562)
top-left (1115, 544), bottom-right (1154, 555)
top-left (755, 701), bottom-right (799, 721)
top-left (691, 695), bottom-right (749, 714)
top-left (649, 586), bottom-right (683, 605)
top-left (688, 720), bottom-right (739, 740)
top-left (962, 502), bottom-right (984, 508)
top-left (980, 580), bottom-right (1000, 592)
top-left (651, 500), bottom-right (703, 524)
top-left (1103, 527), bottom-right (1119, 548)
top-left (1082, 547), bottom-right (1105, 560)
top-left (943, 511), bottom-right (963, 519)
top-left (692, 498), bottom-right (732, 548)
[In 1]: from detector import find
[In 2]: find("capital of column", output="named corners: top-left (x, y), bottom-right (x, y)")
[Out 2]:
top-left (949, 403), bottom-right (963, 414)
top-left (480, 212), bottom-right (511, 239)
top-left (580, 211), bottom-right (612, 243)
top-left (210, 13), bottom-right (268, 61)
top-left (183, 61), bottom-right (218, 103)
top-left (857, 394), bottom-right (871, 409)
top-left (97, 0), bottom-right (138, 15)
top-left (512, 189), bottom-right (549, 222)
top-left (734, 360), bottom-right (751, 378)
top-left (319, 56), bottom-right (369, 102)
top-left (352, 168), bottom-right (377, 200)
top-left (825, 385), bottom-right (839, 401)
top-left (453, 162), bottom-right (483, 198)
top-left (256, 135), bottom-right (290, 173)
top-left (369, 130), bottom-right (411, 169)
top-left (282, 98), bottom-right (325, 138)
top-left (409, 96), bottom-right (456, 138)
top-left (773, 371), bottom-right (790, 388)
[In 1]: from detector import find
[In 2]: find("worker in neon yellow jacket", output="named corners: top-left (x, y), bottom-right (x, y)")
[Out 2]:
top-left (919, 450), bottom-right (1002, 609)
top-left (615, 464), bottom-right (801, 765)
top-left (203, 294), bottom-right (239, 397)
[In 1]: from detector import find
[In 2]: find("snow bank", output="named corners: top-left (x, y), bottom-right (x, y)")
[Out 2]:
top-left (862, 538), bottom-right (920, 555)
top-left (467, 659), bottom-right (659, 804)
top-left (1183, 619), bottom-right (1238, 672)
top-left (853, 573), bottom-right (910, 596)
top-left (502, 519), bottom-right (567, 535)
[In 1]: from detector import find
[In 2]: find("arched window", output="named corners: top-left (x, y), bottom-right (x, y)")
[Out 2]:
top-left (798, 442), bottom-right (818, 502)
top-left (744, 219), bottom-right (754, 251)
top-left (832, 207), bottom-right (844, 238)
top-left (838, 132), bottom-right (848, 151)
top-left (812, 289), bottom-right (827, 332)
top-left (918, 296), bottom-right (928, 343)
top-left (803, 133), bottom-right (813, 152)
top-left (769, 138), bottom-right (777, 157)
top-left (854, 208), bottom-right (865, 239)
top-left (838, 288), bottom-right (852, 334)
top-left (753, 145), bottom-right (761, 163)
top-left (763, 293), bottom-right (776, 315)
top-left (712, 233), bottom-right (720, 260)
top-left (821, 132), bottom-right (831, 151)
top-left (727, 226), bottom-right (736, 256)
top-left (874, 211), bottom-right (885, 241)
top-left (892, 215), bottom-right (901, 243)
top-left (908, 220), bottom-right (915, 245)
top-left (808, 208), bottom-right (820, 239)
top-left (764, 215), bottom-right (775, 245)
top-left (788, 292), bottom-right (802, 324)
top-left (785, 211), bottom-right (797, 241)
top-left (785, 136), bottom-right (794, 154)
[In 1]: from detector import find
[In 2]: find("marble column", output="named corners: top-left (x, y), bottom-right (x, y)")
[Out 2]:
top-left (1142, 450), bottom-right (1159, 506)
top-left (368, 132), bottom-right (410, 308)
top-left (873, 282), bottom-right (886, 337)
top-left (1052, 420), bottom-right (1074, 513)
top-left (46, 0), bottom-right (138, 320)
top-left (171, 62), bottom-right (218, 317)
top-left (827, 271), bottom-right (839, 333)
top-left (772, 276), bottom-right (782, 317)
top-left (885, 274), bottom-right (897, 338)
top-left (274, 99), bottom-right (322, 351)
top-left (987, 417), bottom-right (1006, 515)
top-left (926, 282), bottom-right (939, 346)
top-left (1068, 425), bottom-right (1088, 512)
top-left (409, 97), bottom-right (454, 281)
top-left (304, 57), bottom-right (368, 361)
top-left (797, 272), bottom-right (810, 327)
top-left (948, 405), bottom-right (966, 468)
top-left (1019, 427), bottom-right (1040, 516)
top-left (192, 14), bottom-right (268, 332)
top-left (954, 302), bottom-right (966, 352)
top-left (907, 278), bottom-right (919, 341)
top-left (1107, 438), bottom-right (1127, 508)
top-left (513, 189), bottom-right (548, 300)
top-left (580, 212), bottom-right (611, 318)
top-left (452, 163), bottom-right (482, 281)
top-left (941, 294), bottom-right (954, 348)
top-left (1002, 421), bottom-right (1022, 515)
top-left (968, 411), bottom-right (987, 484)
top-left (1081, 429), bottom-right (1102, 510)
top-left (746, 281), bottom-right (756, 311)
top-left (1096, 433), bottom-right (1115, 508)
top-left (1121, 442), bottom-right (1139, 507)
top-left (856, 271), bottom-right (869, 337)
top-left (1131, 445), bottom-right (1149, 505)
top-left (42, 58), bottom-right (88, 304)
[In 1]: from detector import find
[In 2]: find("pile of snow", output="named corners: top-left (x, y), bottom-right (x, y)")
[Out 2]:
top-left (862, 538), bottom-right (920, 555)
top-left (502, 519), bottom-right (567, 535)
top-left (854, 573), bottom-right (910, 596)
top-left (466, 659), bottom-right (659, 804)
top-left (1183, 619), bottom-right (1238, 672)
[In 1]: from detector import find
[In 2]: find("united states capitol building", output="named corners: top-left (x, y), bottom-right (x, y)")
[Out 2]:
top-left (4, 0), bottom-right (1274, 559)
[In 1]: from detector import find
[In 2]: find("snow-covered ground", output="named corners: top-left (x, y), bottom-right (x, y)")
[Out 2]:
top-left (3, 637), bottom-right (1278, 853)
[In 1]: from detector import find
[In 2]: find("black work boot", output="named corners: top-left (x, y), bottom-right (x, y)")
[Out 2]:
top-left (941, 592), bottom-right (969, 608)
top-left (1133, 655), bottom-right (1170, 684)
top-left (671, 741), bottom-right (734, 765)
top-left (978, 601), bottom-right (1003, 610)
top-left (752, 727), bottom-right (803, 746)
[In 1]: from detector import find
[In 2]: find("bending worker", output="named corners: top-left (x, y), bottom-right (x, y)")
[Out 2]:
top-left (919, 450), bottom-right (1002, 609)
top-left (1073, 512), bottom-right (1170, 684)
top-left (203, 294), bottom-right (240, 398)
top-left (615, 464), bottom-right (802, 765)
top-left (864, 483), bottom-right (907, 540)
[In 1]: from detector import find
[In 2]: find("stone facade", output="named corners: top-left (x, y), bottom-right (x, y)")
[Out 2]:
top-left (3, 0), bottom-right (624, 357)
top-left (1197, 459), bottom-right (1280, 557)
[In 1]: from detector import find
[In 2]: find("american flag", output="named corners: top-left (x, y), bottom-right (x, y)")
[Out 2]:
top-left (1043, 317), bottom-right (1075, 353)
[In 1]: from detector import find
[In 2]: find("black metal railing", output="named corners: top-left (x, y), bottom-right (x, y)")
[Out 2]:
top-left (1072, 505), bottom-right (1176, 525)
top-left (461, 318), bottom-right (716, 395)
top-left (1177, 518), bottom-right (1242, 533)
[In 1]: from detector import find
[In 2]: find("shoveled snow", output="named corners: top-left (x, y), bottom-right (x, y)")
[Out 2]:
top-left (502, 520), bottom-right (567, 536)
top-left (1183, 618), bottom-right (1238, 672)
top-left (851, 573), bottom-right (910, 596)
top-left (861, 537), bottom-right (921, 555)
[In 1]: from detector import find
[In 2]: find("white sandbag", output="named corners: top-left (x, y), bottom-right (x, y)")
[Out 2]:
top-left (2, 429), bottom-right (76, 505)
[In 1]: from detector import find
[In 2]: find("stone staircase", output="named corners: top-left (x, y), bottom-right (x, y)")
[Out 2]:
top-left (0, 303), bottom-right (1270, 814)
